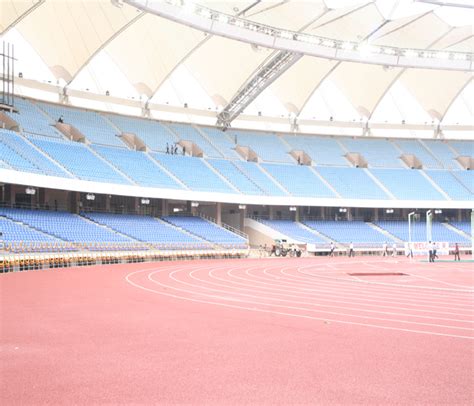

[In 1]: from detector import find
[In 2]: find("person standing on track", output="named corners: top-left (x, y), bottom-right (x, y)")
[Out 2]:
top-left (392, 242), bottom-right (397, 257)
top-left (348, 242), bottom-right (354, 257)
top-left (432, 241), bottom-right (438, 261)
top-left (428, 241), bottom-right (433, 262)
top-left (453, 242), bottom-right (460, 261)
top-left (382, 241), bottom-right (388, 256)
top-left (329, 241), bottom-right (335, 257)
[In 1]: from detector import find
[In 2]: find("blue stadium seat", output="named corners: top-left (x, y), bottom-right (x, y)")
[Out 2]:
top-left (151, 153), bottom-right (235, 193)
top-left (29, 137), bottom-right (130, 184)
top-left (5, 98), bottom-right (62, 138)
top-left (198, 127), bottom-right (241, 159)
top-left (166, 123), bottom-right (222, 157)
top-left (375, 221), bottom-right (468, 242)
top-left (230, 130), bottom-right (293, 163)
top-left (370, 168), bottom-right (446, 200)
top-left (425, 170), bottom-right (472, 200)
top-left (395, 140), bottom-right (442, 169)
top-left (163, 216), bottom-right (247, 248)
top-left (0, 129), bottom-right (71, 178)
top-left (92, 145), bottom-right (183, 189)
top-left (282, 135), bottom-right (349, 167)
top-left (106, 114), bottom-right (179, 152)
top-left (262, 164), bottom-right (337, 197)
top-left (83, 212), bottom-right (208, 249)
top-left (316, 167), bottom-right (389, 199)
top-left (304, 220), bottom-right (394, 245)
top-left (37, 102), bottom-right (125, 147)
top-left (0, 208), bottom-right (133, 247)
top-left (207, 159), bottom-right (265, 195)
top-left (233, 161), bottom-right (288, 196)
top-left (340, 138), bottom-right (403, 168)
top-left (258, 219), bottom-right (326, 244)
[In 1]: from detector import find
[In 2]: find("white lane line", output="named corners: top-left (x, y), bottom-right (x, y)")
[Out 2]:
top-left (223, 266), bottom-right (474, 317)
top-left (253, 267), bottom-right (474, 310)
top-left (271, 260), bottom-right (474, 298)
top-left (275, 268), bottom-right (474, 304)
top-left (292, 258), bottom-right (474, 291)
top-left (405, 273), bottom-right (474, 289)
top-left (296, 265), bottom-right (474, 294)
top-left (149, 268), bottom-right (474, 332)
top-left (124, 267), bottom-right (474, 340)
top-left (191, 266), bottom-right (474, 323)
top-left (271, 265), bottom-right (473, 300)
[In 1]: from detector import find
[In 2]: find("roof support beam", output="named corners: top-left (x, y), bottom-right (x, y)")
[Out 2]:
top-left (216, 50), bottom-right (303, 128)
top-left (1, 0), bottom-right (45, 36)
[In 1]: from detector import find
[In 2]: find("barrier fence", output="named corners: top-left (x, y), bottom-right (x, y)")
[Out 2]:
top-left (0, 248), bottom-right (250, 273)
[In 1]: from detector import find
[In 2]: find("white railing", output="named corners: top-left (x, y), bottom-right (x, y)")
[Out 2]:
top-left (198, 212), bottom-right (249, 240)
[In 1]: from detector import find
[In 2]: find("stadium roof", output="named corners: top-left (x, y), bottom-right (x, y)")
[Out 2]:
top-left (1, 0), bottom-right (473, 135)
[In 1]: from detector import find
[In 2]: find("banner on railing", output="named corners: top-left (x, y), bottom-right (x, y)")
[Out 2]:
top-left (404, 241), bottom-right (450, 256)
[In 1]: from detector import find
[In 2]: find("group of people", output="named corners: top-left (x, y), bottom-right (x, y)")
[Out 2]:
top-left (166, 142), bottom-right (184, 155)
top-left (382, 242), bottom-right (398, 257)
top-left (327, 241), bottom-right (463, 261)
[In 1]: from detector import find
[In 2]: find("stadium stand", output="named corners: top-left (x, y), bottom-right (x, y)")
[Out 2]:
top-left (230, 130), bottom-right (293, 163)
top-left (340, 138), bottom-right (404, 168)
top-left (0, 214), bottom-right (63, 249)
top-left (0, 129), bottom-right (71, 177)
top-left (92, 145), bottom-right (182, 189)
top-left (261, 163), bottom-right (337, 197)
top-left (316, 167), bottom-right (389, 199)
top-left (207, 159), bottom-right (265, 195)
top-left (449, 221), bottom-right (471, 236)
top-left (450, 141), bottom-right (473, 157)
top-left (370, 168), bottom-right (445, 200)
top-left (425, 170), bottom-right (472, 200)
top-left (105, 114), bottom-right (178, 152)
top-left (28, 136), bottom-right (130, 184)
top-left (304, 220), bottom-right (396, 245)
top-left (82, 212), bottom-right (209, 248)
top-left (282, 135), bottom-right (349, 166)
top-left (257, 219), bottom-right (326, 244)
top-left (233, 161), bottom-right (288, 196)
top-left (0, 130), bottom-right (56, 176)
top-left (422, 140), bottom-right (461, 169)
top-left (0, 208), bottom-right (133, 247)
top-left (166, 123), bottom-right (220, 157)
top-left (163, 216), bottom-right (247, 248)
top-left (452, 171), bottom-right (473, 193)
top-left (5, 98), bottom-right (62, 138)
top-left (375, 221), bottom-right (468, 242)
top-left (197, 126), bottom-right (241, 159)
top-left (394, 140), bottom-right (442, 169)
top-left (36, 102), bottom-right (125, 147)
top-left (151, 153), bottom-right (234, 193)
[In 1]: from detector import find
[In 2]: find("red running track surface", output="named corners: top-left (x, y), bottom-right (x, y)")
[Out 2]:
top-left (1, 256), bottom-right (473, 405)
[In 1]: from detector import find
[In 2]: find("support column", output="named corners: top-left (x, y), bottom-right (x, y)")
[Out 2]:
top-left (240, 207), bottom-right (246, 230)
top-left (269, 206), bottom-right (275, 220)
top-left (374, 208), bottom-right (379, 222)
top-left (457, 209), bottom-right (462, 222)
top-left (161, 199), bottom-right (169, 216)
top-left (216, 202), bottom-right (222, 225)
top-left (68, 191), bottom-right (79, 213)
top-left (105, 195), bottom-right (111, 212)
top-left (295, 207), bottom-right (300, 222)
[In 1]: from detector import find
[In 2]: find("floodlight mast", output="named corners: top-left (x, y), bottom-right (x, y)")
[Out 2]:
top-left (471, 209), bottom-right (474, 259)
top-left (408, 211), bottom-right (416, 246)
top-left (426, 210), bottom-right (433, 242)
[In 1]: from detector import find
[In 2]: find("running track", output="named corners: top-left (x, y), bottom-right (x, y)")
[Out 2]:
top-left (1, 256), bottom-right (473, 404)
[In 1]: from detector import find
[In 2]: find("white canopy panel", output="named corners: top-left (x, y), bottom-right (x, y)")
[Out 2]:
top-left (0, 0), bottom-right (472, 130)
